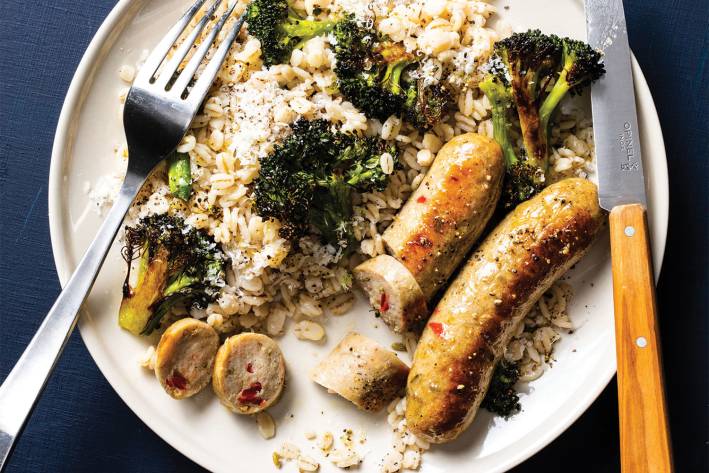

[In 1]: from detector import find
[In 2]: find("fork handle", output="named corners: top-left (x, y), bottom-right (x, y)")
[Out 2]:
top-left (609, 204), bottom-right (673, 472)
top-left (0, 175), bottom-right (141, 470)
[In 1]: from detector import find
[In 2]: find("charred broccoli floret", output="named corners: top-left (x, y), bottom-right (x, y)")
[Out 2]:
top-left (333, 19), bottom-right (452, 130)
top-left (119, 214), bottom-right (226, 335)
top-left (253, 119), bottom-right (397, 247)
top-left (246, 0), bottom-right (338, 66)
top-left (335, 37), bottom-right (416, 121)
top-left (480, 30), bottom-right (604, 207)
top-left (331, 16), bottom-right (375, 77)
top-left (481, 360), bottom-right (522, 418)
top-left (539, 37), bottom-right (607, 136)
top-left (403, 81), bottom-right (453, 131)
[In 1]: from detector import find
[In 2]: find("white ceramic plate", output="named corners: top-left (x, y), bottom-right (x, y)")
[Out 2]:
top-left (48, 1), bottom-right (669, 471)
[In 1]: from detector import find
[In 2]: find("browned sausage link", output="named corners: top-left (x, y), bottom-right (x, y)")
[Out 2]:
top-left (405, 178), bottom-right (605, 443)
top-left (384, 133), bottom-right (504, 300)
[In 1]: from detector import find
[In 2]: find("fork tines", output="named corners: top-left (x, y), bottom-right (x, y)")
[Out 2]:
top-left (134, 0), bottom-right (247, 106)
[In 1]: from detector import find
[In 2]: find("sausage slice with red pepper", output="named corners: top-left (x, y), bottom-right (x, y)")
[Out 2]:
top-left (212, 333), bottom-right (285, 414)
top-left (353, 255), bottom-right (428, 333)
top-left (154, 318), bottom-right (219, 400)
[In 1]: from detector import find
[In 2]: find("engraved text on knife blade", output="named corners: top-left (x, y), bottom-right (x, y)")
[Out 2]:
top-left (618, 121), bottom-right (640, 172)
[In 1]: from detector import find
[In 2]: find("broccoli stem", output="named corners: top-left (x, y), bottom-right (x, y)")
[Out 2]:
top-left (167, 152), bottom-right (192, 201)
top-left (511, 81), bottom-right (546, 178)
top-left (538, 47), bottom-right (578, 170)
top-left (119, 246), bottom-right (169, 335)
top-left (163, 272), bottom-right (198, 296)
top-left (141, 293), bottom-right (190, 335)
top-left (281, 17), bottom-right (336, 48)
top-left (490, 102), bottom-right (518, 169)
top-left (346, 167), bottom-right (380, 188)
top-left (382, 60), bottom-right (411, 96)
top-left (479, 78), bottom-right (518, 168)
top-left (119, 214), bottom-right (226, 336)
top-left (539, 63), bottom-right (572, 133)
top-left (311, 176), bottom-right (354, 245)
top-left (539, 43), bottom-right (589, 160)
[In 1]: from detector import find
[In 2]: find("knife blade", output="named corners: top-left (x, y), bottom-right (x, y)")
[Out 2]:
top-left (585, 0), bottom-right (646, 211)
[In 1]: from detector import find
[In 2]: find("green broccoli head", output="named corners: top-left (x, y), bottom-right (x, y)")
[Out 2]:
top-left (333, 18), bottom-right (405, 120)
top-left (332, 16), bottom-right (376, 76)
top-left (338, 74), bottom-right (407, 122)
top-left (479, 30), bottom-right (604, 208)
top-left (119, 214), bottom-right (227, 335)
top-left (495, 29), bottom-right (562, 90)
top-left (336, 36), bottom-right (416, 120)
top-left (404, 82), bottom-right (453, 131)
top-left (253, 153), bottom-right (315, 240)
top-left (246, 0), bottom-right (337, 66)
top-left (253, 119), bottom-right (398, 247)
top-left (538, 37), bottom-right (605, 128)
top-left (332, 18), bottom-right (451, 130)
top-left (505, 159), bottom-right (545, 206)
top-left (481, 361), bottom-right (522, 418)
top-left (342, 137), bottom-right (398, 191)
top-left (560, 38), bottom-right (606, 95)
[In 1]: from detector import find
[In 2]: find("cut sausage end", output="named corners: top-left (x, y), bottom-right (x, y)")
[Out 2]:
top-left (212, 333), bottom-right (286, 414)
top-left (154, 318), bottom-right (219, 400)
top-left (382, 132), bottom-right (504, 300)
top-left (353, 255), bottom-right (428, 333)
top-left (311, 332), bottom-right (409, 412)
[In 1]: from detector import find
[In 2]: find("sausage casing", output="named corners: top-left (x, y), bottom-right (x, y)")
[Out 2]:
top-left (351, 255), bottom-right (427, 333)
top-left (405, 178), bottom-right (605, 443)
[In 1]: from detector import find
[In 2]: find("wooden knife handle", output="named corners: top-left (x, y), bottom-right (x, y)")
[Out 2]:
top-left (609, 204), bottom-right (673, 472)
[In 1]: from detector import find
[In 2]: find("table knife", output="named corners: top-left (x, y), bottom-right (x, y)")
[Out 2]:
top-left (585, 0), bottom-right (674, 471)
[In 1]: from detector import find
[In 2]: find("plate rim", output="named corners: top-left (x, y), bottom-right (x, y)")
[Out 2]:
top-left (47, 1), bottom-right (670, 471)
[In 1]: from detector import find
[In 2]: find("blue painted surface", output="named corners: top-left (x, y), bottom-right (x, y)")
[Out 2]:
top-left (0, 0), bottom-right (706, 471)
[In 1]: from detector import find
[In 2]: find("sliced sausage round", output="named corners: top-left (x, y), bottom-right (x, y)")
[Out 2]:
top-left (353, 255), bottom-right (428, 333)
top-left (406, 178), bottom-right (605, 443)
top-left (311, 332), bottom-right (410, 412)
top-left (154, 318), bottom-right (219, 400)
top-left (354, 132), bottom-right (504, 333)
top-left (212, 333), bottom-right (285, 414)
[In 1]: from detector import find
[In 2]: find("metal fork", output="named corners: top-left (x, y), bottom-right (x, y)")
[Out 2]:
top-left (0, 0), bottom-right (246, 467)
